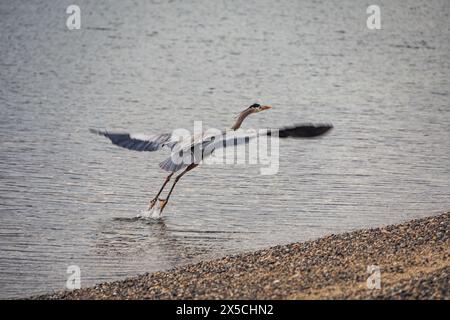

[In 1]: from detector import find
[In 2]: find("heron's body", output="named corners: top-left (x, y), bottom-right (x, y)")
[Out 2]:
top-left (91, 103), bottom-right (332, 215)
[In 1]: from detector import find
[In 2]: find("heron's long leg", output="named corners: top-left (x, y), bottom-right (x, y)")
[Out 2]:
top-left (159, 163), bottom-right (198, 212)
top-left (148, 172), bottom-right (174, 210)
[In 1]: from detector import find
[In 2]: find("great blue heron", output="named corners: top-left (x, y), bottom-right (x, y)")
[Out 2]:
top-left (90, 103), bottom-right (332, 214)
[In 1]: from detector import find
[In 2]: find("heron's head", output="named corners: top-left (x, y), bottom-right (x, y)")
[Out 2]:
top-left (232, 103), bottom-right (272, 130)
top-left (245, 103), bottom-right (272, 114)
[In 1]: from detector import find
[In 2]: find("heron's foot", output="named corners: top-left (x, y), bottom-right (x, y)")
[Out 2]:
top-left (148, 198), bottom-right (157, 210)
top-left (158, 198), bottom-right (168, 212)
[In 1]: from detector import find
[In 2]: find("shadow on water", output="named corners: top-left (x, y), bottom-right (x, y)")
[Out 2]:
top-left (112, 216), bottom-right (142, 223)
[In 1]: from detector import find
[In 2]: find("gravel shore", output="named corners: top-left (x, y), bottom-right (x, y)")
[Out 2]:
top-left (35, 212), bottom-right (449, 299)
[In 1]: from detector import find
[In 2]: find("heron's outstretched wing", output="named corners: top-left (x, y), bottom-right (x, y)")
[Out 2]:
top-left (212, 123), bottom-right (333, 150)
top-left (158, 124), bottom-right (333, 172)
top-left (89, 129), bottom-right (175, 152)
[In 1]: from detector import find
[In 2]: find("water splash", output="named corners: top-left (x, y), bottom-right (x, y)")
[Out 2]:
top-left (136, 203), bottom-right (163, 219)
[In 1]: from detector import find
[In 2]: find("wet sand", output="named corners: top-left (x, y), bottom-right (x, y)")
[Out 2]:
top-left (34, 212), bottom-right (449, 300)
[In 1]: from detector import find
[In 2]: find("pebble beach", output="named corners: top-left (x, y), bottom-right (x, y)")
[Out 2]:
top-left (34, 212), bottom-right (449, 300)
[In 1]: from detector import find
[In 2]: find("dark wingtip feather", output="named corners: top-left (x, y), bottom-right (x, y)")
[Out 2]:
top-left (277, 123), bottom-right (333, 138)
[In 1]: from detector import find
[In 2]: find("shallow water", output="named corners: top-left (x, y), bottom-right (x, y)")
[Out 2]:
top-left (0, 0), bottom-right (449, 298)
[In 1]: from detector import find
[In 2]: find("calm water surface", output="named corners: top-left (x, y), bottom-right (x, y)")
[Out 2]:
top-left (0, 0), bottom-right (449, 298)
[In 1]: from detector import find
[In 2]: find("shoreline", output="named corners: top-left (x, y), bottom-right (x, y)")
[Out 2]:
top-left (34, 212), bottom-right (449, 299)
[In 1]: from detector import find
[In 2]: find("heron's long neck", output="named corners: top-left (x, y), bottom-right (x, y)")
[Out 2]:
top-left (231, 109), bottom-right (252, 130)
